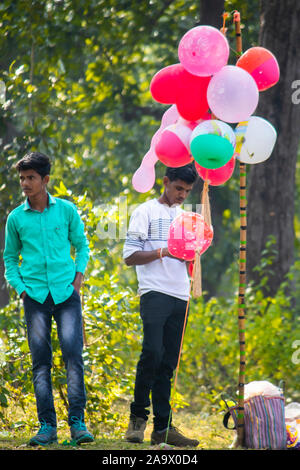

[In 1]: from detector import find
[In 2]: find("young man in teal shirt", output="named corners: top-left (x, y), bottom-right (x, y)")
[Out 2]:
top-left (4, 152), bottom-right (94, 446)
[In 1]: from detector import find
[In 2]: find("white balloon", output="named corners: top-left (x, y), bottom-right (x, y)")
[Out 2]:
top-left (235, 116), bottom-right (277, 164)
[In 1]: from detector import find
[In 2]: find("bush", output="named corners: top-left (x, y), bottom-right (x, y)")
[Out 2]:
top-left (0, 190), bottom-right (299, 430)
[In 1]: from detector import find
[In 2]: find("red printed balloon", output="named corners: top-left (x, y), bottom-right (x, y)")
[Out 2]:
top-left (236, 47), bottom-right (280, 91)
top-left (168, 212), bottom-right (213, 261)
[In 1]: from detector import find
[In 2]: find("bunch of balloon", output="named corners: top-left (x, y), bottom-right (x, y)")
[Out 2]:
top-left (130, 18), bottom-right (279, 298)
top-left (131, 25), bottom-right (231, 195)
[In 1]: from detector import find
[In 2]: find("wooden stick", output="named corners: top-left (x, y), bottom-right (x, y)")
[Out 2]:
top-left (81, 285), bottom-right (88, 348)
top-left (233, 10), bottom-right (246, 448)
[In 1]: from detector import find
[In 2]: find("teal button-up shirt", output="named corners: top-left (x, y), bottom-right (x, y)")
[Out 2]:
top-left (4, 193), bottom-right (90, 304)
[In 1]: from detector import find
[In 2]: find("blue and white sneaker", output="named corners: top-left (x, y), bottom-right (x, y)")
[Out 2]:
top-left (70, 416), bottom-right (94, 445)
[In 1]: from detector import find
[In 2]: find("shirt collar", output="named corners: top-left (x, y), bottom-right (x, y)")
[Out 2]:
top-left (24, 192), bottom-right (56, 211)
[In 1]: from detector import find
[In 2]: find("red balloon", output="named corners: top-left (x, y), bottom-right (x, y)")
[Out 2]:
top-left (176, 69), bottom-right (211, 121)
top-left (150, 63), bottom-right (211, 121)
top-left (150, 64), bottom-right (182, 104)
top-left (188, 262), bottom-right (194, 277)
top-left (236, 47), bottom-right (280, 91)
top-left (195, 156), bottom-right (236, 186)
top-left (168, 212), bottom-right (213, 261)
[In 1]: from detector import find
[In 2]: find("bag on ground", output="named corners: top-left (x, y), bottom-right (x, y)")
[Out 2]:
top-left (223, 381), bottom-right (287, 449)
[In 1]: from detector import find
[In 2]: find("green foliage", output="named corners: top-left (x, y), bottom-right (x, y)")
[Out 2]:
top-left (0, 0), bottom-right (299, 438)
top-left (0, 192), bottom-right (299, 431)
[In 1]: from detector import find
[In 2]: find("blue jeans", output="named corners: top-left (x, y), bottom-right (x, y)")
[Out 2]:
top-left (130, 291), bottom-right (188, 431)
top-left (23, 289), bottom-right (86, 427)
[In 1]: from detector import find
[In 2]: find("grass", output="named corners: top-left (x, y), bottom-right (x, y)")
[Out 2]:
top-left (0, 399), bottom-right (235, 451)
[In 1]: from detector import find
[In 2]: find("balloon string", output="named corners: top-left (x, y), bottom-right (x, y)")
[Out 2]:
top-left (201, 180), bottom-right (212, 228)
top-left (166, 265), bottom-right (195, 443)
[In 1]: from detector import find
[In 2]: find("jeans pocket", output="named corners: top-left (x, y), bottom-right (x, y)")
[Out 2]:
top-left (140, 291), bottom-right (153, 308)
top-left (72, 287), bottom-right (81, 300)
top-left (141, 290), bottom-right (156, 300)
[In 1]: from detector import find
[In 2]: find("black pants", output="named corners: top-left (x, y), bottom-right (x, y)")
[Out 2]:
top-left (130, 291), bottom-right (188, 431)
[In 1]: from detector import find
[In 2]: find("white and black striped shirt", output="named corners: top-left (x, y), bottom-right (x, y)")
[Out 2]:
top-left (123, 199), bottom-right (190, 301)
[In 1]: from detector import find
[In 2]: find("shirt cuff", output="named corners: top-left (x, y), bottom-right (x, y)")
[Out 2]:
top-left (75, 259), bottom-right (88, 275)
top-left (15, 282), bottom-right (27, 297)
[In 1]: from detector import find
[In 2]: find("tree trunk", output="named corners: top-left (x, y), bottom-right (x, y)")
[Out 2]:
top-left (199, 0), bottom-right (225, 28)
top-left (247, 0), bottom-right (300, 296)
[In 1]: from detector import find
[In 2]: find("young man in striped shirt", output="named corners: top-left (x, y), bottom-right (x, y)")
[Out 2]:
top-left (123, 164), bottom-right (199, 447)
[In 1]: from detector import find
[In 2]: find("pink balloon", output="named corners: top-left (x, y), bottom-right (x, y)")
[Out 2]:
top-left (150, 63), bottom-right (211, 121)
top-left (132, 105), bottom-right (180, 193)
top-left (155, 123), bottom-right (193, 168)
top-left (132, 148), bottom-right (157, 193)
top-left (207, 65), bottom-right (259, 123)
top-left (195, 155), bottom-right (236, 186)
top-left (178, 25), bottom-right (229, 77)
top-left (236, 47), bottom-right (280, 91)
top-left (161, 104), bottom-right (180, 127)
top-left (168, 212), bottom-right (213, 261)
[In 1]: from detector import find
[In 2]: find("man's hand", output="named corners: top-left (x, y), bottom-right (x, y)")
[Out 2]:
top-left (72, 272), bottom-right (84, 294)
top-left (161, 247), bottom-right (185, 262)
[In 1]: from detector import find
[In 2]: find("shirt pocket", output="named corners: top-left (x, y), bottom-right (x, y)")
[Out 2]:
top-left (48, 222), bottom-right (69, 248)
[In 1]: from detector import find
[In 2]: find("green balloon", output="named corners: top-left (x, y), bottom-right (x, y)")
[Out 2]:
top-left (190, 134), bottom-right (234, 169)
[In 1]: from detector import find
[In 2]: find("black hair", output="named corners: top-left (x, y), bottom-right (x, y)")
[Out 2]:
top-left (165, 163), bottom-right (197, 184)
top-left (15, 152), bottom-right (51, 178)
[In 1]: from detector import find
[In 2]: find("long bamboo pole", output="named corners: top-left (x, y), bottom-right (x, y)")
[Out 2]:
top-left (233, 11), bottom-right (246, 448)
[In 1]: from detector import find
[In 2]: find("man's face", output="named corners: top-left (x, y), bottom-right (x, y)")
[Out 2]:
top-left (164, 177), bottom-right (193, 206)
top-left (19, 169), bottom-right (49, 198)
